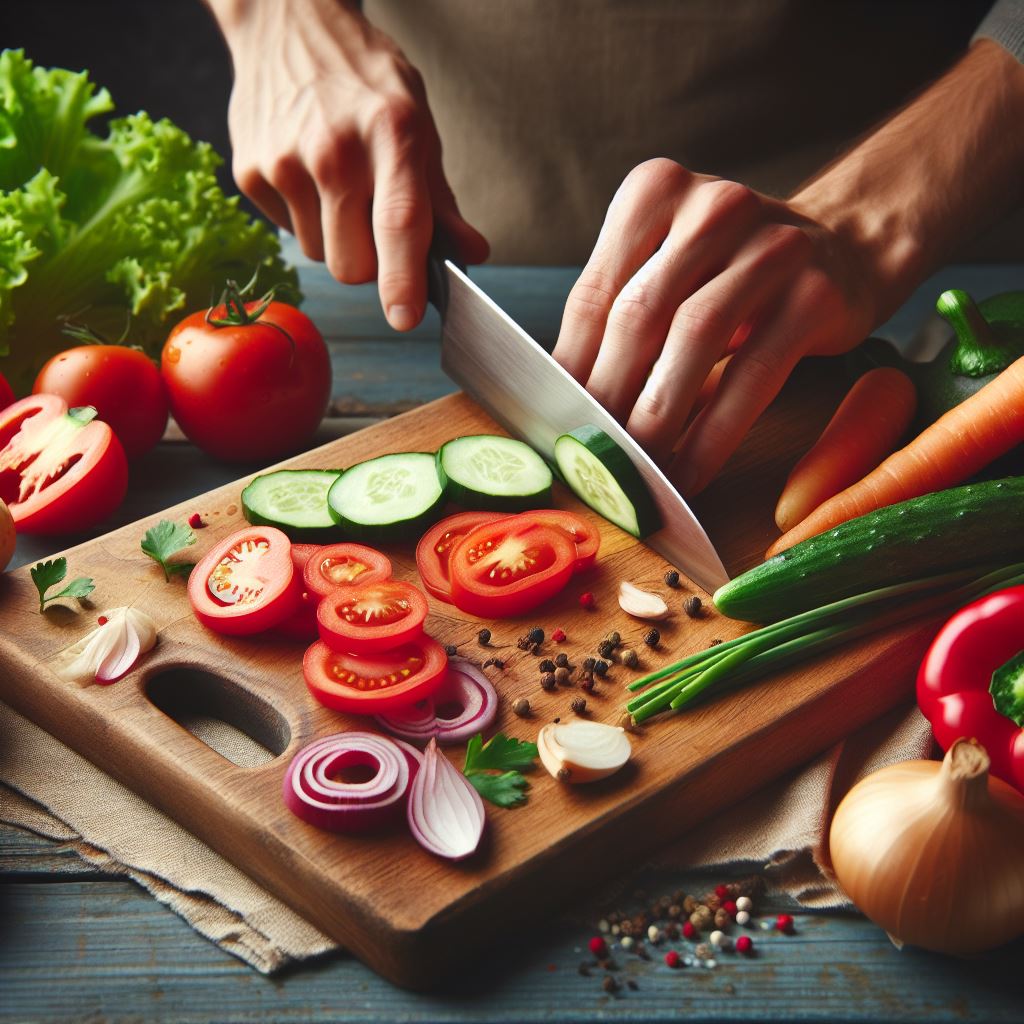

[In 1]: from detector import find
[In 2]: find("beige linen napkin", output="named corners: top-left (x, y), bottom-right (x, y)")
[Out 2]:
top-left (0, 694), bottom-right (932, 972)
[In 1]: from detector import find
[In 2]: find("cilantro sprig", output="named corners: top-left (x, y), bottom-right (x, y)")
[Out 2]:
top-left (141, 519), bottom-right (196, 580)
top-left (30, 558), bottom-right (95, 613)
top-left (463, 732), bottom-right (539, 809)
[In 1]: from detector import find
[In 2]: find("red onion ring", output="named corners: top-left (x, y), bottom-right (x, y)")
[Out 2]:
top-left (283, 732), bottom-right (422, 833)
top-left (407, 738), bottom-right (486, 860)
top-left (374, 659), bottom-right (498, 744)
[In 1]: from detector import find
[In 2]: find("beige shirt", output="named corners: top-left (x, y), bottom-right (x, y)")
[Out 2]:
top-left (365, 0), bottom-right (1015, 263)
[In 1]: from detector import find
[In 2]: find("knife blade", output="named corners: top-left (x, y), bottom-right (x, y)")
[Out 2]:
top-left (430, 258), bottom-right (729, 594)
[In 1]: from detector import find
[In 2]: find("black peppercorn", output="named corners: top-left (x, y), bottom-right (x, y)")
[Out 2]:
top-left (530, 642), bottom-right (542, 656)
top-left (597, 640), bottom-right (615, 659)
top-left (540, 672), bottom-right (557, 691)
top-left (477, 628), bottom-right (492, 645)
top-left (643, 628), bottom-right (660, 648)
top-left (709, 638), bottom-right (723, 647)
top-left (580, 676), bottom-right (595, 693)
top-left (582, 657), bottom-right (596, 672)
top-left (602, 975), bottom-right (619, 994)
top-left (605, 630), bottom-right (622, 647)
top-left (594, 659), bottom-right (609, 676)
top-left (555, 652), bottom-right (570, 668)
top-left (483, 657), bottom-right (505, 669)
top-left (664, 570), bottom-right (680, 588)
top-left (555, 666), bottom-right (571, 685)
top-left (444, 644), bottom-right (458, 657)
top-left (516, 636), bottom-right (532, 651)
top-left (527, 626), bottom-right (544, 644)
top-left (539, 658), bottom-right (556, 673)
top-left (684, 595), bottom-right (703, 618)
top-left (513, 697), bottom-right (531, 717)
top-left (571, 696), bottom-right (587, 715)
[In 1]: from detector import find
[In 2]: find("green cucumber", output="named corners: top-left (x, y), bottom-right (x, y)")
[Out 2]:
top-left (327, 452), bottom-right (446, 542)
top-left (437, 434), bottom-right (552, 511)
top-left (714, 477), bottom-right (1024, 623)
top-left (553, 425), bottom-right (661, 538)
top-left (241, 469), bottom-right (342, 542)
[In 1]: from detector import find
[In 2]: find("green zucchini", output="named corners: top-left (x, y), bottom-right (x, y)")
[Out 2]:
top-left (241, 469), bottom-right (342, 542)
top-left (714, 477), bottom-right (1024, 623)
top-left (437, 434), bottom-right (552, 510)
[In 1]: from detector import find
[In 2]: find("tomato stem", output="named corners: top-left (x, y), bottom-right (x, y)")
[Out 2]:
top-left (205, 270), bottom-right (296, 365)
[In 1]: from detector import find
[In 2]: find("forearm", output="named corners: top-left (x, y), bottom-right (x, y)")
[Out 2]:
top-left (793, 39), bottom-right (1024, 325)
top-left (204, 0), bottom-right (364, 58)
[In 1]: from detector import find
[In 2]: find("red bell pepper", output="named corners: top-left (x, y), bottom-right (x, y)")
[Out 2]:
top-left (917, 585), bottom-right (1024, 794)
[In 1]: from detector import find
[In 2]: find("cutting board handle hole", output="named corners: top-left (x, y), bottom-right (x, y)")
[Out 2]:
top-left (145, 667), bottom-right (290, 767)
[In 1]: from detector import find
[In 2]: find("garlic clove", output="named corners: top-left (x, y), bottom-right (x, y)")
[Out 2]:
top-left (538, 720), bottom-right (632, 784)
top-left (54, 607), bottom-right (158, 686)
top-left (618, 581), bottom-right (670, 621)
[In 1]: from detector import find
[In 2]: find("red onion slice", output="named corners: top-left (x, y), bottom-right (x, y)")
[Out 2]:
top-left (283, 732), bottom-right (422, 833)
top-left (374, 659), bottom-right (497, 744)
top-left (407, 738), bottom-right (485, 860)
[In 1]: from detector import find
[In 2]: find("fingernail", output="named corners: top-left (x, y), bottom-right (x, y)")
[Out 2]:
top-left (387, 304), bottom-right (418, 331)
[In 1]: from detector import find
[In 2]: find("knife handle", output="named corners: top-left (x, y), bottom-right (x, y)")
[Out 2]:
top-left (427, 226), bottom-right (465, 318)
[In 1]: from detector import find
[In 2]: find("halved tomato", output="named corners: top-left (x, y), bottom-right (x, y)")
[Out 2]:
top-left (317, 579), bottom-right (429, 653)
top-left (448, 517), bottom-right (577, 618)
top-left (188, 526), bottom-right (301, 635)
top-left (0, 395), bottom-right (128, 534)
top-left (527, 509), bottom-right (601, 572)
top-left (303, 637), bottom-right (448, 713)
top-left (415, 510), bottom-right (508, 602)
top-left (276, 543), bottom-right (322, 641)
top-left (303, 542), bottom-right (392, 602)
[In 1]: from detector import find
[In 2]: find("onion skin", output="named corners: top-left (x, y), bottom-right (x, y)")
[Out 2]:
top-left (829, 738), bottom-right (1024, 954)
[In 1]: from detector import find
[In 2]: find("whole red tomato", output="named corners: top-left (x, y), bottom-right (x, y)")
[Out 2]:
top-left (33, 346), bottom-right (168, 460)
top-left (162, 295), bottom-right (330, 463)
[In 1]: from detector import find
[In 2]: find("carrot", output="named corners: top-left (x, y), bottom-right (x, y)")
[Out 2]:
top-left (774, 367), bottom-right (917, 532)
top-left (768, 352), bottom-right (1024, 557)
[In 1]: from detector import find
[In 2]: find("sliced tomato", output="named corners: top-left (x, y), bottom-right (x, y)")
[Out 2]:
top-left (317, 579), bottom-right (429, 653)
top-left (189, 526), bottom-right (301, 635)
top-left (276, 543), bottom-right (322, 641)
top-left (0, 371), bottom-right (13, 412)
top-left (302, 542), bottom-right (392, 602)
top-left (527, 509), bottom-right (601, 572)
top-left (303, 637), bottom-right (448, 713)
top-left (415, 510), bottom-right (508, 602)
top-left (448, 517), bottom-right (577, 618)
top-left (0, 395), bottom-right (128, 534)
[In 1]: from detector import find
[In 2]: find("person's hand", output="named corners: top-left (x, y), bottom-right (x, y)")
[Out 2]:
top-left (551, 159), bottom-right (877, 496)
top-left (213, 0), bottom-right (489, 330)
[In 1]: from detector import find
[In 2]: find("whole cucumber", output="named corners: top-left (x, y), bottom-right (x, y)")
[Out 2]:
top-left (714, 477), bottom-right (1024, 623)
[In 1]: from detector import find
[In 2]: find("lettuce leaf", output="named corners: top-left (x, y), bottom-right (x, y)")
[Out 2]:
top-left (0, 49), bottom-right (300, 392)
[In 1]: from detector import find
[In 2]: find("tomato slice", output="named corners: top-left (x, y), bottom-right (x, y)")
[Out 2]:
top-left (317, 579), bottom-right (429, 653)
top-left (188, 526), bottom-right (301, 635)
top-left (276, 543), bottom-right (322, 641)
top-left (302, 542), bottom-right (392, 602)
top-left (0, 395), bottom-right (128, 534)
top-left (303, 637), bottom-right (448, 713)
top-left (527, 509), bottom-right (601, 572)
top-left (415, 511), bottom-right (508, 602)
top-left (448, 517), bottom-right (577, 618)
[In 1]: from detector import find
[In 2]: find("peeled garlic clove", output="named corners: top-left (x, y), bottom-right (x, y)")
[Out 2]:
top-left (618, 581), bottom-right (670, 620)
top-left (538, 720), bottom-right (632, 784)
top-left (54, 607), bottom-right (158, 686)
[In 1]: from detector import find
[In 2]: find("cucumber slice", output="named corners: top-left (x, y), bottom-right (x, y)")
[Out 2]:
top-left (553, 426), bottom-right (661, 538)
top-left (437, 434), bottom-right (553, 511)
top-left (241, 469), bottom-right (342, 542)
top-left (327, 452), bottom-right (446, 542)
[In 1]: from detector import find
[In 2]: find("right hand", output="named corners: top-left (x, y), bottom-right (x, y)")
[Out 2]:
top-left (217, 0), bottom-right (489, 330)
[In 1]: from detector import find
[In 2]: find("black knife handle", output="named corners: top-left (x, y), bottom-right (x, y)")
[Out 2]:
top-left (427, 225), bottom-right (465, 318)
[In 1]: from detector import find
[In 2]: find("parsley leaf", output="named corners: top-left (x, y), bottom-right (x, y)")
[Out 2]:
top-left (466, 771), bottom-right (530, 809)
top-left (30, 558), bottom-right (95, 613)
top-left (141, 519), bottom-right (197, 580)
top-left (463, 733), bottom-right (539, 809)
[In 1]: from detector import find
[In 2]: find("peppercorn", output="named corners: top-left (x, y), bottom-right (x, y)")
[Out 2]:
top-left (444, 644), bottom-right (458, 657)
top-left (513, 698), bottom-right (531, 717)
top-left (709, 638), bottom-right (723, 647)
top-left (735, 896), bottom-right (753, 912)
top-left (580, 677), bottom-right (596, 694)
top-left (540, 672), bottom-right (557, 691)
top-left (664, 949), bottom-right (681, 968)
top-left (188, 512), bottom-right (206, 529)
top-left (619, 920), bottom-right (634, 937)
top-left (530, 643), bottom-right (542, 656)
top-left (527, 626), bottom-right (544, 644)
top-left (539, 658), bottom-right (556, 673)
top-left (582, 656), bottom-right (596, 672)
top-left (589, 936), bottom-right (608, 958)
top-left (556, 767), bottom-right (570, 781)
top-left (643, 627), bottom-right (660, 648)
top-left (735, 935), bottom-right (753, 955)
top-left (597, 639), bottom-right (615, 659)
top-left (482, 657), bottom-right (505, 669)
top-left (690, 905), bottom-right (713, 929)
top-left (602, 975), bottom-right (620, 994)
top-left (620, 648), bottom-right (639, 668)
top-left (605, 630), bottom-right (622, 647)
top-left (667, 903), bottom-right (681, 919)
top-left (666, 923), bottom-right (680, 940)
top-left (722, 899), bottom-right (738, 917)
top-left (635, 943), bottom-right (650, 961)
top-left (571, 696), bottom-right (587, 715)
top-left (662, 569), bottom-right (680, 588)
top-left (579, 591), bottom-right (595, 609)
top-left (704, 893), bottom-right (722, 912)
top-left (710, 930), bottom-right (731, 951)
top-left (552, 628), bottom-right (566, 643)
top-left (775, 913), bottom-right (795, 935)
top-left (714, 908), bottom-right (730, 929)
top-left (682, 921), bottom-right (697, 940)
top-left (647, 924), bottom-right (661, 943)
top-left (735, 911), bottom-right (751, 926)
top-left (714, 884), bottom-right (729, 898)
top-left (594, 660), bottom-right (609, 676)
top-left (555, 666), bottom-right (571, 685)
top-left (516, 636), bottom-right (532, 651)
top-left (683, 895), bottom-right (697, 913)
top-left (695, 942), bottom-right (712, 960)
top-left (684, 595), bottom-right (703, 618)
top-left (555, 652), bottom-right (570, 668)
top-left (477, 628), bottom-right (492, 646)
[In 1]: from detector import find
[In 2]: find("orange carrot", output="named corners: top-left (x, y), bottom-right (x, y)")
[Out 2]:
top-left (768, 352), bottom-right (1024, 557)
top-left (774, 367), bottom-right (917, 532)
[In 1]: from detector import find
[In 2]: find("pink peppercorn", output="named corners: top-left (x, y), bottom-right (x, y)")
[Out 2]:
top-left (97, 615), bottom-right (108, 626)
top-left (722, 899), bottom-right (738, 917)
top-left (682, 921), bottom-right (697, 939)
top-left (664, 950), bottom-right (681, 968)
top-left (714, 884), bottom-right (729, 899)
top-left (552, 628), bottom-right (566, 642)
top-left (588, 936), bottom-right (608, 958)
top-left (188, 513), bottom-right (206, 529)
top-left (775, 913), bottom-right (795, 934)
top-left (579, 592), bottom-right (595, 609)
top-left (735, 935), bottom-right (753, 955)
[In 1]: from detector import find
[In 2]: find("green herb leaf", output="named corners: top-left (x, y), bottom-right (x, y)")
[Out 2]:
top-left (463, 732), bottom-right (538, 775)
top-left (141, 519), bottom-right (197, 581)
top-left (30, 558), bottom-right (95, 612)
top-left (467, 770), bottom-right (530, 809)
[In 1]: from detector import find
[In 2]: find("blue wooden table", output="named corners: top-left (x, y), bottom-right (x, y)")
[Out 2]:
top-left (2, 251), bottom-right (1023, 1022)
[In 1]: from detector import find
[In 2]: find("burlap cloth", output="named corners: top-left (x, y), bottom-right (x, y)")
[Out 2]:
top-left (0, 693), bottom-right (933, 973)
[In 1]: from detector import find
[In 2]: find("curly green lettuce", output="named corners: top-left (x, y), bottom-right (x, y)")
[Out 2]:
top-left (0, 49), bottom-right (300, 392)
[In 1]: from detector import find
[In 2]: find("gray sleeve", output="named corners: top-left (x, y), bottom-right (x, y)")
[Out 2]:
top-left (973, 0), bottom-right (1024, 61)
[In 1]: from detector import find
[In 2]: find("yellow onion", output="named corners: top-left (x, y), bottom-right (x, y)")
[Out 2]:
top-left (829, 738), bottom-right (1024, 954)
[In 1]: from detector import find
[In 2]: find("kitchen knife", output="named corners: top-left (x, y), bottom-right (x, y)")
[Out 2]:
top-left (428, 249), bottom-right (729, 594)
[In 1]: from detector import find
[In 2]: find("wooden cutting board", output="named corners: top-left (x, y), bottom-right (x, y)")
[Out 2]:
top-left (0, 371), bottom-right (939, 989)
